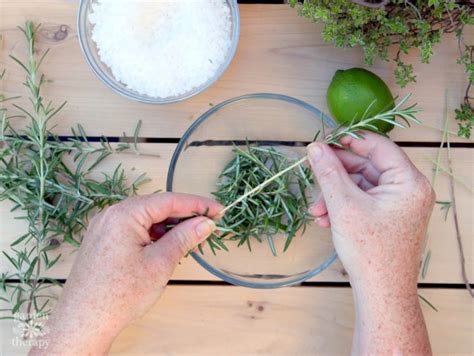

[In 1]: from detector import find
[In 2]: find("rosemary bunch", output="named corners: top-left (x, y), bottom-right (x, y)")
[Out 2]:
top-left (204, 94), bottom-right (419, 255)
top-left (0, 22), bottom-right (149, 320)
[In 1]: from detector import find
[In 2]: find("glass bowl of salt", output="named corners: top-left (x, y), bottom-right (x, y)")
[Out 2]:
top-left (77, 0), bottom-right (240, 104)
top-left (167, 93), bottom-right (338, 288)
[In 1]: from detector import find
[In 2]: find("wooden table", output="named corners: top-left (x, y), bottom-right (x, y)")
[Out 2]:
top-left (1, 1), bottom-right (473, 354)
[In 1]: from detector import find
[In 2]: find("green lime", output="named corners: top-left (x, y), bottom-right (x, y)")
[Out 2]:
top-left (327, 68), bottom-right (395, 133)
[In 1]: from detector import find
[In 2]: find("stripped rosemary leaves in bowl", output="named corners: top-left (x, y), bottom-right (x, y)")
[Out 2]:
top-left (209, 144), bottom-right (314, 256)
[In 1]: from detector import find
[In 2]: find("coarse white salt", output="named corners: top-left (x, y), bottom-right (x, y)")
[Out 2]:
top-left (89, 0), bottom-right (232, 98)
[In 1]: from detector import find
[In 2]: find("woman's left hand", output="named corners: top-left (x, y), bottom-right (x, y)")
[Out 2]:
top-left (31, 193), bottom-right (221, 355)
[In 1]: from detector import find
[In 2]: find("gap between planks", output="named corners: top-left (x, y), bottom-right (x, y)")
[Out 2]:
top-left (3, 279), bottom-right (473, 290)
top-left (48, 135), bottom-right (474, 148)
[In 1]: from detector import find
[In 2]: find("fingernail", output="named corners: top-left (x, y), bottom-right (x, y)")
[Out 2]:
top-left (308, 143), bottom-right (323, 162)
top-left (195, 219), bottom-right (216, 239)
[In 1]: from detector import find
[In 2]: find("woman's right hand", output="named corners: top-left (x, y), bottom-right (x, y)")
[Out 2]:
top-left (307, 131), bottom-right (434, 355)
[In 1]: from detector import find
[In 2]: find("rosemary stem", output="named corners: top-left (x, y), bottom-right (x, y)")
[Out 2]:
top-left (219, 155), bottom-right (309, 216)
top-left (432, 92), bottom-right (450, 186)
top-left (446, 123), bottom-right (474, 297)
top-left (25, 23), bottom-right (47, 318)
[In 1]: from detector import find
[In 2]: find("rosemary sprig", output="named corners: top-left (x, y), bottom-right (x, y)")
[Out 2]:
top-left (219, 94), bottom-right (420, 216)
top-left (0, 22), bottom-right (149, 321)
top-left (204, 95), bottom-right (420, 255)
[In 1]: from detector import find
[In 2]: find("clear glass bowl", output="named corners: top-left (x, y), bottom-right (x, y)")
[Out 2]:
top-left (77, 0), bottom-right (240, 104)
top-left (167, 93), bottom-right (337, 288)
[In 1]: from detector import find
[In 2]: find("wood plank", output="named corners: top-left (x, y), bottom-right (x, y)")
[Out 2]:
top-left (0, 286), bottom-right (472, 355)
top-left (1, 144), bottom-right (472, 284)
top-left (1, 2), bottom-right (472, 142)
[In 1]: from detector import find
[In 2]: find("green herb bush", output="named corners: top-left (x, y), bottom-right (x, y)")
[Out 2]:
top-left (290, 0), bottom-right (473, 138)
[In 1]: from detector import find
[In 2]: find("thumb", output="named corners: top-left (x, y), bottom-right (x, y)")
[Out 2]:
top-left (307, 142), bottom-right (358, 210)
top-left (146, 217), bottom-right (216, 267)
